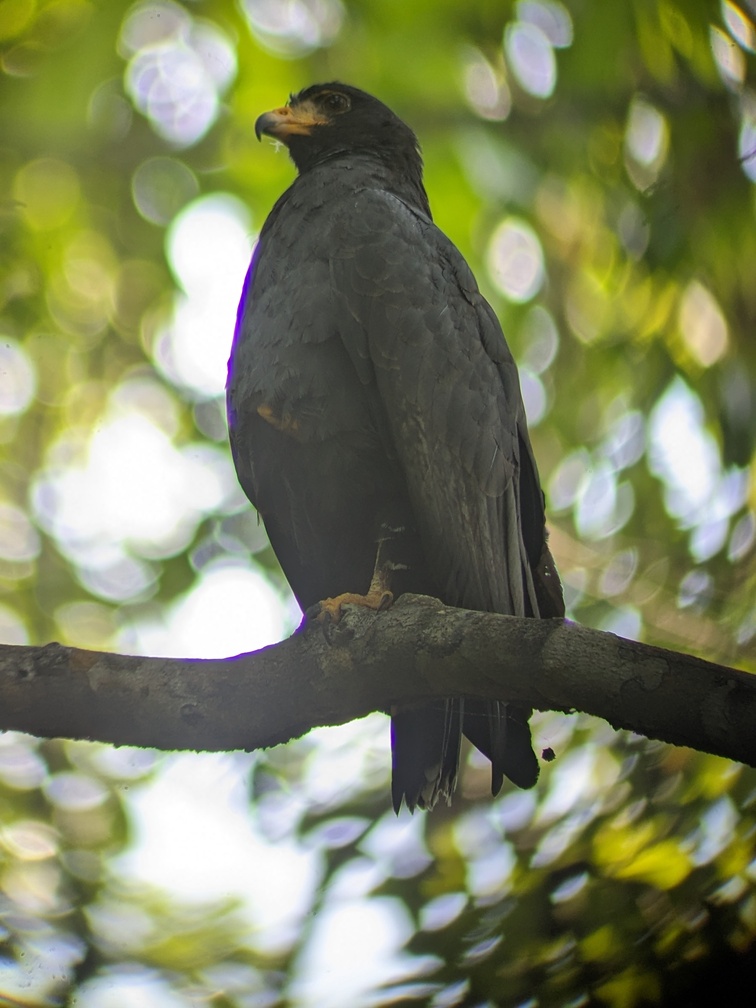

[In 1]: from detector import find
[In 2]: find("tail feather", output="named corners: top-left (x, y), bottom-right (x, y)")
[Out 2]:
top-left (463, 699), bottom-right (539, 792)
top-left (391, 700), bottom-right (462, 812)
top-left (391, 698), bottom-right (538, 812)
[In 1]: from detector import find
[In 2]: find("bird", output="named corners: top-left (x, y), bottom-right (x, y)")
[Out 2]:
top-left (226, 83), bottom-right (564, 812)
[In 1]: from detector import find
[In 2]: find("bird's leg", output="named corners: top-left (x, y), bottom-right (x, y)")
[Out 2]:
top-left (310, 525), bottom-right (402, 627)
top-left (314, 567), bottom-right (393, 625)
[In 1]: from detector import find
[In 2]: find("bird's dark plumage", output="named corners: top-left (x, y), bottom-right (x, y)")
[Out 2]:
top-left (227, 83), bottom-right (564, 812)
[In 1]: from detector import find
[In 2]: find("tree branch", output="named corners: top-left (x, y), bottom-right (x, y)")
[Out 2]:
top-left (0, 594), bottom-right (753, 767)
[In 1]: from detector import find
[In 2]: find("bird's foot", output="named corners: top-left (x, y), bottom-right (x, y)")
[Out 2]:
top-left (315, 588), bottom-right (393, 624)
top-left (307, 577), bottom-right (393, 642)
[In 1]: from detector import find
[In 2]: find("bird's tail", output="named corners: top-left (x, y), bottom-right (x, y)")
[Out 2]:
top-left (390, 698), bottom-right (537, 812)
top-left (390, 700), bottom-right (461, 812)
top-left (461, 699), bottom-right (539, 792)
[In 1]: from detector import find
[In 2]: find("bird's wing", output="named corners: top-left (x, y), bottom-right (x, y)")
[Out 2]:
top-left (329, 187), bottom-right (547, 618)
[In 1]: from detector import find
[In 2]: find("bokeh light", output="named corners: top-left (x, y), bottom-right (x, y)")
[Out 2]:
top-left (117, 750), bottom-right (319, 951)
top-left (0, 0), bottom-right (37, 41)
top-left (549, 448), bottom-right (591, 513)
top-left (132, 156), bottom-right (200, 226)
top-left (649, 378), bottom-right (749, 560)
top-left (77, 967), bottom-right (198, 1008)
top-left (723, 1), bottom-right (756, 52)
top-left (678, 280), bottom-right (729, 368)
top-left (291, 896), bottom-right (415, 1008)
top-left (13, 157), bottom-right (80, 230)
top-left (45, 772), bottom-right (109, 812)
top-left (119, 559), bottom-right (287, 659)
top-left (574, 462), bottom-right (634, 541)
top-left (47, 230), bottom-right (117, 343)
top-left (519, 304), bottom-right (560, 374)
top-left (240, 0), bottom-right (345, 57)
top-left (649, 378), bottom-right (722, 524)
top-left (462, 48), bottom-right (511, 121)
top-left (156, 193), bottom-right (253, 397)
top-left (120, 0), bottom-right (236, 146)
top-left (517, 0), bottom-right (573, 48)
top-left (711, 23), bottom-right (746, 87)
top-left (600, 410), bottom-right (646, 471)
top-left (739, 111), bottom-right (756, 182)
top-left (0, 604), bottom-right (29, 646)
top-left (31, 375), bottom-right (237, 602)
top-left (519, 368), bottom-right (547, 424)
top-left (728, 510), bottom-right (755, 560)
top-left (0, 501), bottom-right (40, 562)
top-left (487, 217), bottom-right (545, 302)
top-left (505, 20), bottom-right (557, 99)
top-left (0, 338), bottom-right (36, 416)
top-left (598, 548), bottom-right (638, 598)
top-left (598, 604), bottom-right (642, 640)
top-left (503, 0), bottom-right (571, 102)
top-left (624, 97), bottom-right (669, 190)
top-left (0, 733), bottom-right (46, 789)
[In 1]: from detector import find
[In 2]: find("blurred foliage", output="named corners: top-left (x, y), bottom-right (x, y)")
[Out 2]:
top-left (1, 0), bottom-right (756, 1005)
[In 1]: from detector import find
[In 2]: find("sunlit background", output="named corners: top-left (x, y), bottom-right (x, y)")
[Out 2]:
top-left (1, 0), bottom-right (755, 1004)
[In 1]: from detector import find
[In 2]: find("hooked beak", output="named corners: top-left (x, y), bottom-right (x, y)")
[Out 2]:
top-left (254, 101), bottom-right (327, 142)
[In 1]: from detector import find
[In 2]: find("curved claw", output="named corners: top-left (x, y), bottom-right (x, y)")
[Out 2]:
top-left (306, 588), bottom-right (394, 642)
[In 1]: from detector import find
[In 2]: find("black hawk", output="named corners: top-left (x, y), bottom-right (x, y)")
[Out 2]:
top-left (226, 83), bottom-right (564, 812)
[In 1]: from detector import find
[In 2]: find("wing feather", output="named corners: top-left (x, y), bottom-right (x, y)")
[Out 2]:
top-left (330, 188), bottom-right (541, 617)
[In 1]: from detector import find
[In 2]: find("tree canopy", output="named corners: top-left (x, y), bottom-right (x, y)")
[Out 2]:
top-left (0, 0), bottom-right (755, 1005)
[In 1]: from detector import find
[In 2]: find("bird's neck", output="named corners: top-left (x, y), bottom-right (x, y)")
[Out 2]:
top-left (296, 150), bottom-right (431, 218)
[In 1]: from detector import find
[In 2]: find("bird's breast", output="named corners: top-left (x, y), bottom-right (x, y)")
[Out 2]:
top-left (229, 182), bottom-right (392, 450)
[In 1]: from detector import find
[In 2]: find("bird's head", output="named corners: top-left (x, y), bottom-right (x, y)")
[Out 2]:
top-left (255, 83), bottom-right (424, 184)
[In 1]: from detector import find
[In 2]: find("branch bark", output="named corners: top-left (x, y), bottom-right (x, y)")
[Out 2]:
top-left (0, 594), bottom-right (753, 767)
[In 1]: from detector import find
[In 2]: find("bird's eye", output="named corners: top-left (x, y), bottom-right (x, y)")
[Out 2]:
top-left (323, 92), bottom-right (350, 113)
